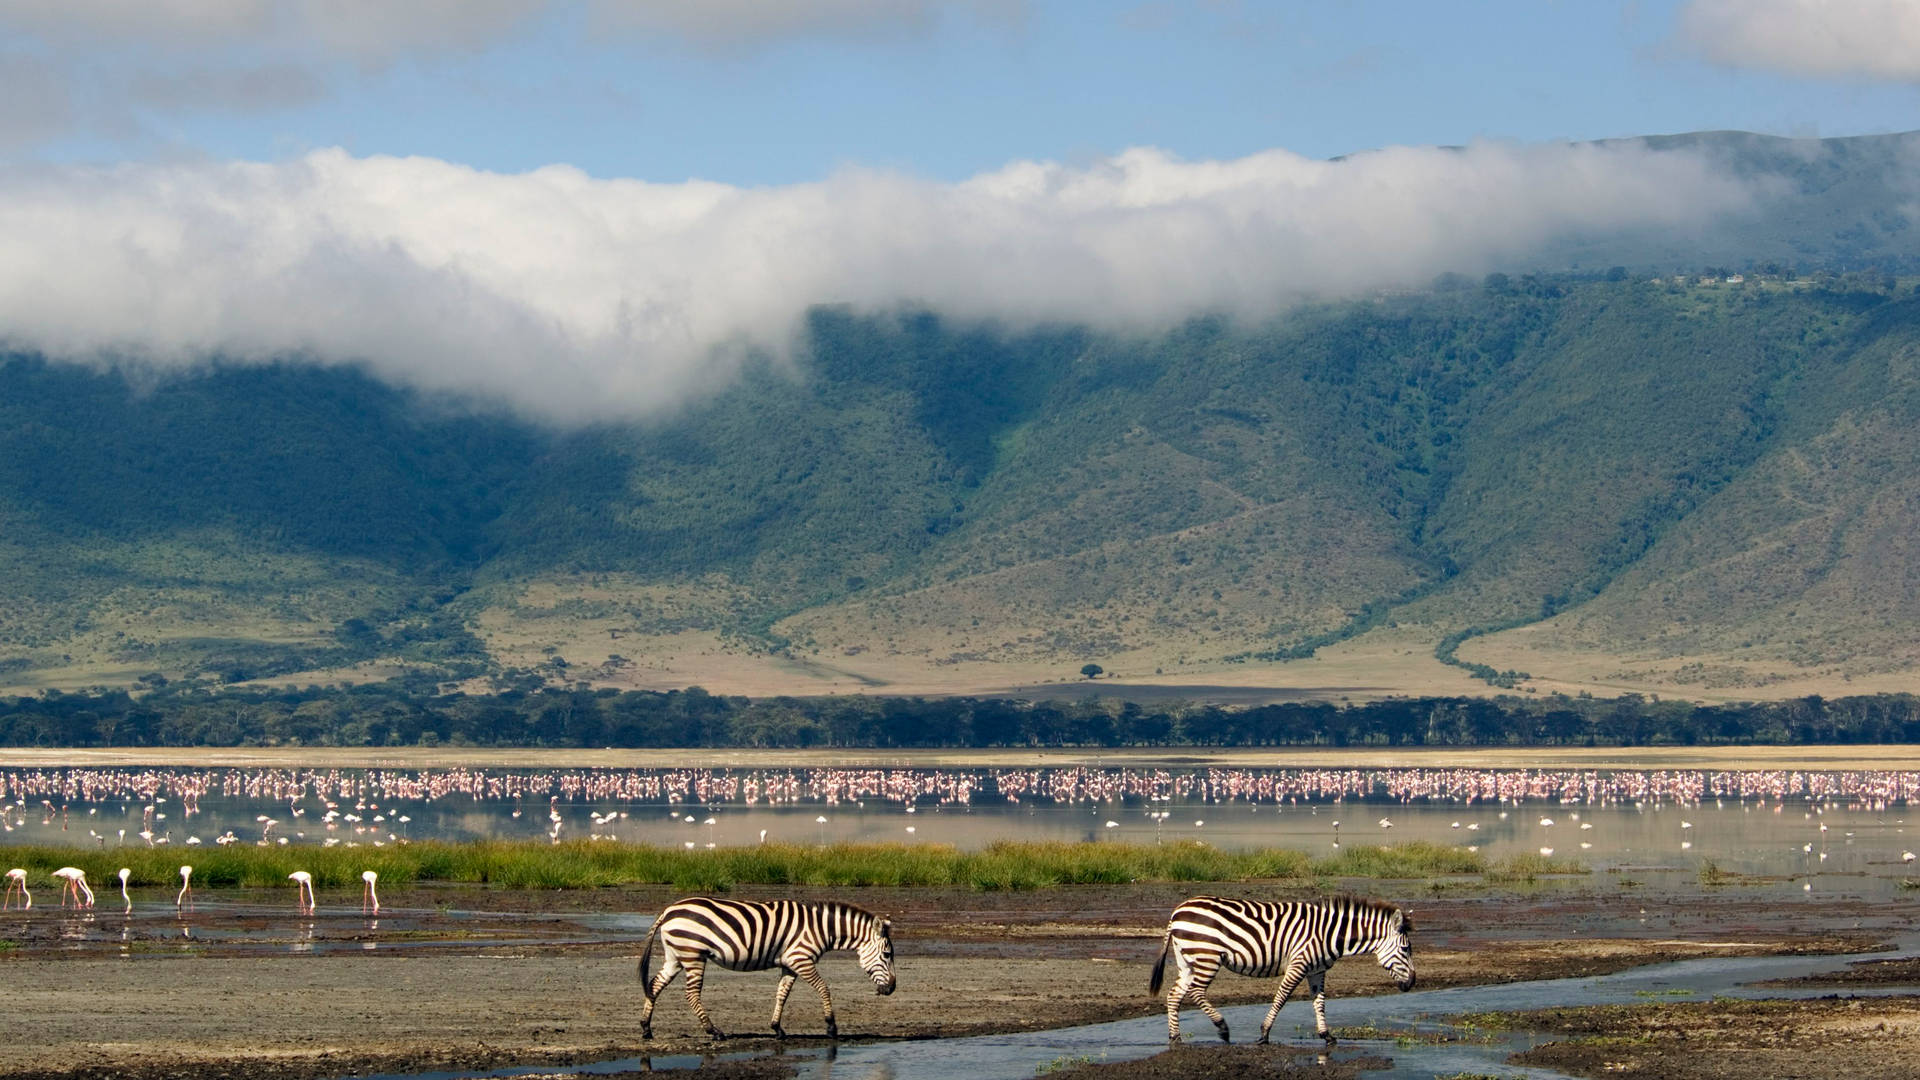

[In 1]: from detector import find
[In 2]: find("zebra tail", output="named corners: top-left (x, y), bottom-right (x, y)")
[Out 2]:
top-left (1148, 927), bottom-right (1172, 995)
top-left (638, 920), bottom-right (661, 996)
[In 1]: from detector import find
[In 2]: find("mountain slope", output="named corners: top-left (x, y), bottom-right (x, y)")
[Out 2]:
top-left (2, 133), bottom-right (1920, 699)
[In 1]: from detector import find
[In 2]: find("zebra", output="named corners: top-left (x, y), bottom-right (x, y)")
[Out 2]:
top-left (1149, 894), bottom-right (1414, 1045)
top-left (638, 896), bottom-right (896, 1039)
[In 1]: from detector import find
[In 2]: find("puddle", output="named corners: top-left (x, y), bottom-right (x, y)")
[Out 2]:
top-left (3, 903), bottom-right (656, 957)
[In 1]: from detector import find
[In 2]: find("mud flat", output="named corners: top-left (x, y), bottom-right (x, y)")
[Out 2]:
top-left (0, 882), bottom-right (1910, 1079)
top-left (1498, 997), bottom-right (1920, 1080)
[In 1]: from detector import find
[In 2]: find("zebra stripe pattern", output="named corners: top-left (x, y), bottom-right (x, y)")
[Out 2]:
top-left (1149, 894), bottom-right (1414, 1045)
top-left (638, 896), bottom-right (896, 1039)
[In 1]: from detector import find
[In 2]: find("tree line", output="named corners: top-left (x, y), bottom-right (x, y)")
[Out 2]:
top-left (1, 684), bottom-right (1918, 749)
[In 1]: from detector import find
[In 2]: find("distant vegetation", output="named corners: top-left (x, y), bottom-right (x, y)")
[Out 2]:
top-left (0, 839), bottom-right (1546, 893)
top-left (1, 684), bottom-right (1915, 748)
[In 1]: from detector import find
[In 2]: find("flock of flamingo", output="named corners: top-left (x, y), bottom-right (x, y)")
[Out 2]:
top-left (0, 765), bottom-right (1915, 877)
top-left (2, 862), bottom-right (380, 914)
top-left (4, 765), bottom-right (1918, 818)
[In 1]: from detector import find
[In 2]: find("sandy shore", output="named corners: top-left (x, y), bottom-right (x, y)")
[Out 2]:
top-left (0, 882), bottom-right (1913, 1079)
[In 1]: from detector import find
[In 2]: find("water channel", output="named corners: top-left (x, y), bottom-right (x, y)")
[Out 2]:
top-left (343, 934), bottom-right (1920, 1080)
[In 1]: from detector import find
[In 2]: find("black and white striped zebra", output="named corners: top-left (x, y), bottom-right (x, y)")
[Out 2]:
top-left (638, 896), bottom-right (896, 1039)
top-left (1149, 894), bottom-right (1414, 1045)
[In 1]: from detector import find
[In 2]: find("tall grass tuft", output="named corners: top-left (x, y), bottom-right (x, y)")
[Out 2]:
top-left (0, 838), bottom-right (1512, 893)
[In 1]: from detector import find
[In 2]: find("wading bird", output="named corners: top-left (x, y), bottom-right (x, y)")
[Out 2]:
top-left (177, 865), bottom-right (194, 910)
top-left (3, 867), bottom-right (28, 910)
top-left (118, 868), bottom-right (131, 913)
top-left (52, 867), bottom-right (93, 908)
top-left (288, 870), bottom-right (315, 913)
top-left (361, 870), bottom-right (379, 914)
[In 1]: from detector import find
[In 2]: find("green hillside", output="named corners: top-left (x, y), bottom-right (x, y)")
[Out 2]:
top-left (2, 133), bottom-right (1918, 699)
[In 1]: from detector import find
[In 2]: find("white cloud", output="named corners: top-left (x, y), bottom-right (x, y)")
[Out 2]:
top-left (588, 0), bottom-right (1021, 47)
top-left (1678, 0), bottom-right (1920, 81)
top-left (0, 140), bottom-right (1762, 422)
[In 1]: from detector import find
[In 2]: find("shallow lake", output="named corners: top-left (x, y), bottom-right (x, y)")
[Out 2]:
top-left (1, 763), bottom-right (1914, 893)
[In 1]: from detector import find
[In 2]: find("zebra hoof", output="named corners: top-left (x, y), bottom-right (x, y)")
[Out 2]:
top-left (1256, 1033), bottom-right (1270, 1045)
top-left (771, 1023), bottom-right (786, 1039)
top-left (705, 1028), bottom-right (726, 1040)
top-left (1321, 1032), bottom-right (1337, 1047)
top-left (641, 1029), bottom-right (652, 1041)
top-left (1217, 1026), bottom-right (1231, 1043)
top-left (826, 1022), bottom-right (839, 1039)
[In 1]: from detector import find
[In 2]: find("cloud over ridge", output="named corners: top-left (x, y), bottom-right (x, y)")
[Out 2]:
top-left (0, 140), bottom-right (1758, 421)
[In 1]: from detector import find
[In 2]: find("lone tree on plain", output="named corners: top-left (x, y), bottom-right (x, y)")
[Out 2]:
top-left (1080, 663), bottom-right (1104, 680)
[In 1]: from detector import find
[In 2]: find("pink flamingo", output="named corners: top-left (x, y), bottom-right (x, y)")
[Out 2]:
top-left (176, 865), bottom-right (194, 910)
top-left (361, 870), bottom-right (380, 914)
top-left (3, 868), bottom-right (27, 910)
top-left (118, 868), bottom-right (131, 913)
top-left (52, 867), bottom-right (93, 908)
top-left (288, 870), bottom-right (315, 913)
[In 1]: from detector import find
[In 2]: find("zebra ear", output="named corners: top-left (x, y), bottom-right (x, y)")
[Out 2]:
top-left (879, 916), bottom-right (893, 936)
top-left (1400, 910), bottom-right (1415, 934)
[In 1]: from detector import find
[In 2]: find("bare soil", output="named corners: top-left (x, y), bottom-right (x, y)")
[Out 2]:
top-left (0, 883), bottom-right (1909, 1079)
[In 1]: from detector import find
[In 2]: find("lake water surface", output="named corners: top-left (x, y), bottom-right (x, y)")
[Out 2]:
top-left (2, 763), bottom-right (1914, 893)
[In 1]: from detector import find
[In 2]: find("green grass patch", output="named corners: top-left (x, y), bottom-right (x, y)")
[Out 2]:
top-left (0, 839), bottom-right (1498, 893)
top-left (1485, 852), bottom-right (1589, 883)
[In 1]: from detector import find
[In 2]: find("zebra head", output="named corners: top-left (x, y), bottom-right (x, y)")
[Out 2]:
top-left (857, 916), bottom-right (896, 996)
top-left (1372, 908), bottom-right (1416, 991)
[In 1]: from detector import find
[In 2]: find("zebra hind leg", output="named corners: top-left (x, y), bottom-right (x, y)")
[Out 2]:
top-left (770, 969), bottom-right (799, 1037)
top-left (1170, 952), bottom-right (1229, 1044)
top-left (682, 959), bottom-right (725, 1038)
top-left (639, 951), bottom-right (684, 1040)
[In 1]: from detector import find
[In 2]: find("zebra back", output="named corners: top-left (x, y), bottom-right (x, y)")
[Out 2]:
top-left (1157, 894), bottom-right (1407, 977)
top-left (650, 896), bottom-right (893, 975)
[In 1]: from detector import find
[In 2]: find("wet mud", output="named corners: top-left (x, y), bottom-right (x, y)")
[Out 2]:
top-left (0, 882), bottom-right (1910, 1079)
top-left (1505, 996), bottom-right (1920, 1080)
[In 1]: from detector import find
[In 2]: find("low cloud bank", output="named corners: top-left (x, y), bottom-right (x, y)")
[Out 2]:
top-left (0, 140), bottom-right (1758, 421)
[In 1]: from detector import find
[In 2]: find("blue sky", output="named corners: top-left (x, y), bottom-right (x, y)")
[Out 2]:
top-left (1, 0), bottom-right (1916, 418)
top-left (10, 1), bottom-right (1917, 183)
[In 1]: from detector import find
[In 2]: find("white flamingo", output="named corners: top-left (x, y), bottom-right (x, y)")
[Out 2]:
top-left (52, 867), bottom-right (93, 908)
top-left (177, 865), bottom-right (194, 910)
top-left (118, 868), bottom-right (132, 913)
top-left (288, 870), bottom-right (315, 913)
top-left (3, 867), bottom-right (28, 910)
top-left (361, 870), bottom-right (379, 914)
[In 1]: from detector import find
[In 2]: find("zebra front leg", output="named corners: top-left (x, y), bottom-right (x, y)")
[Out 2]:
top-left (682, 959), bottom-right (725, 1038)
top-left (1256, 960), bottom-right (1309, 1045)
top-left (1308, 971), bottom-right (1334, 1045)
top-left (791, 957), bottom-right (837, 1038)
top-left (770, 968), bottom-right (799, 1037)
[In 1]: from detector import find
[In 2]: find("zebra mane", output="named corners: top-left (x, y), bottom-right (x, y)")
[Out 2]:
top-left (826, 900), bottom-right (888, 937)
top-left (1329, 894), bottom-right (1407, 931)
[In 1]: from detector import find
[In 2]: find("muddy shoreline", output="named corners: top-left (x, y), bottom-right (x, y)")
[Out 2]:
top-left (2, 882), bottom-right (1914, 1079)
